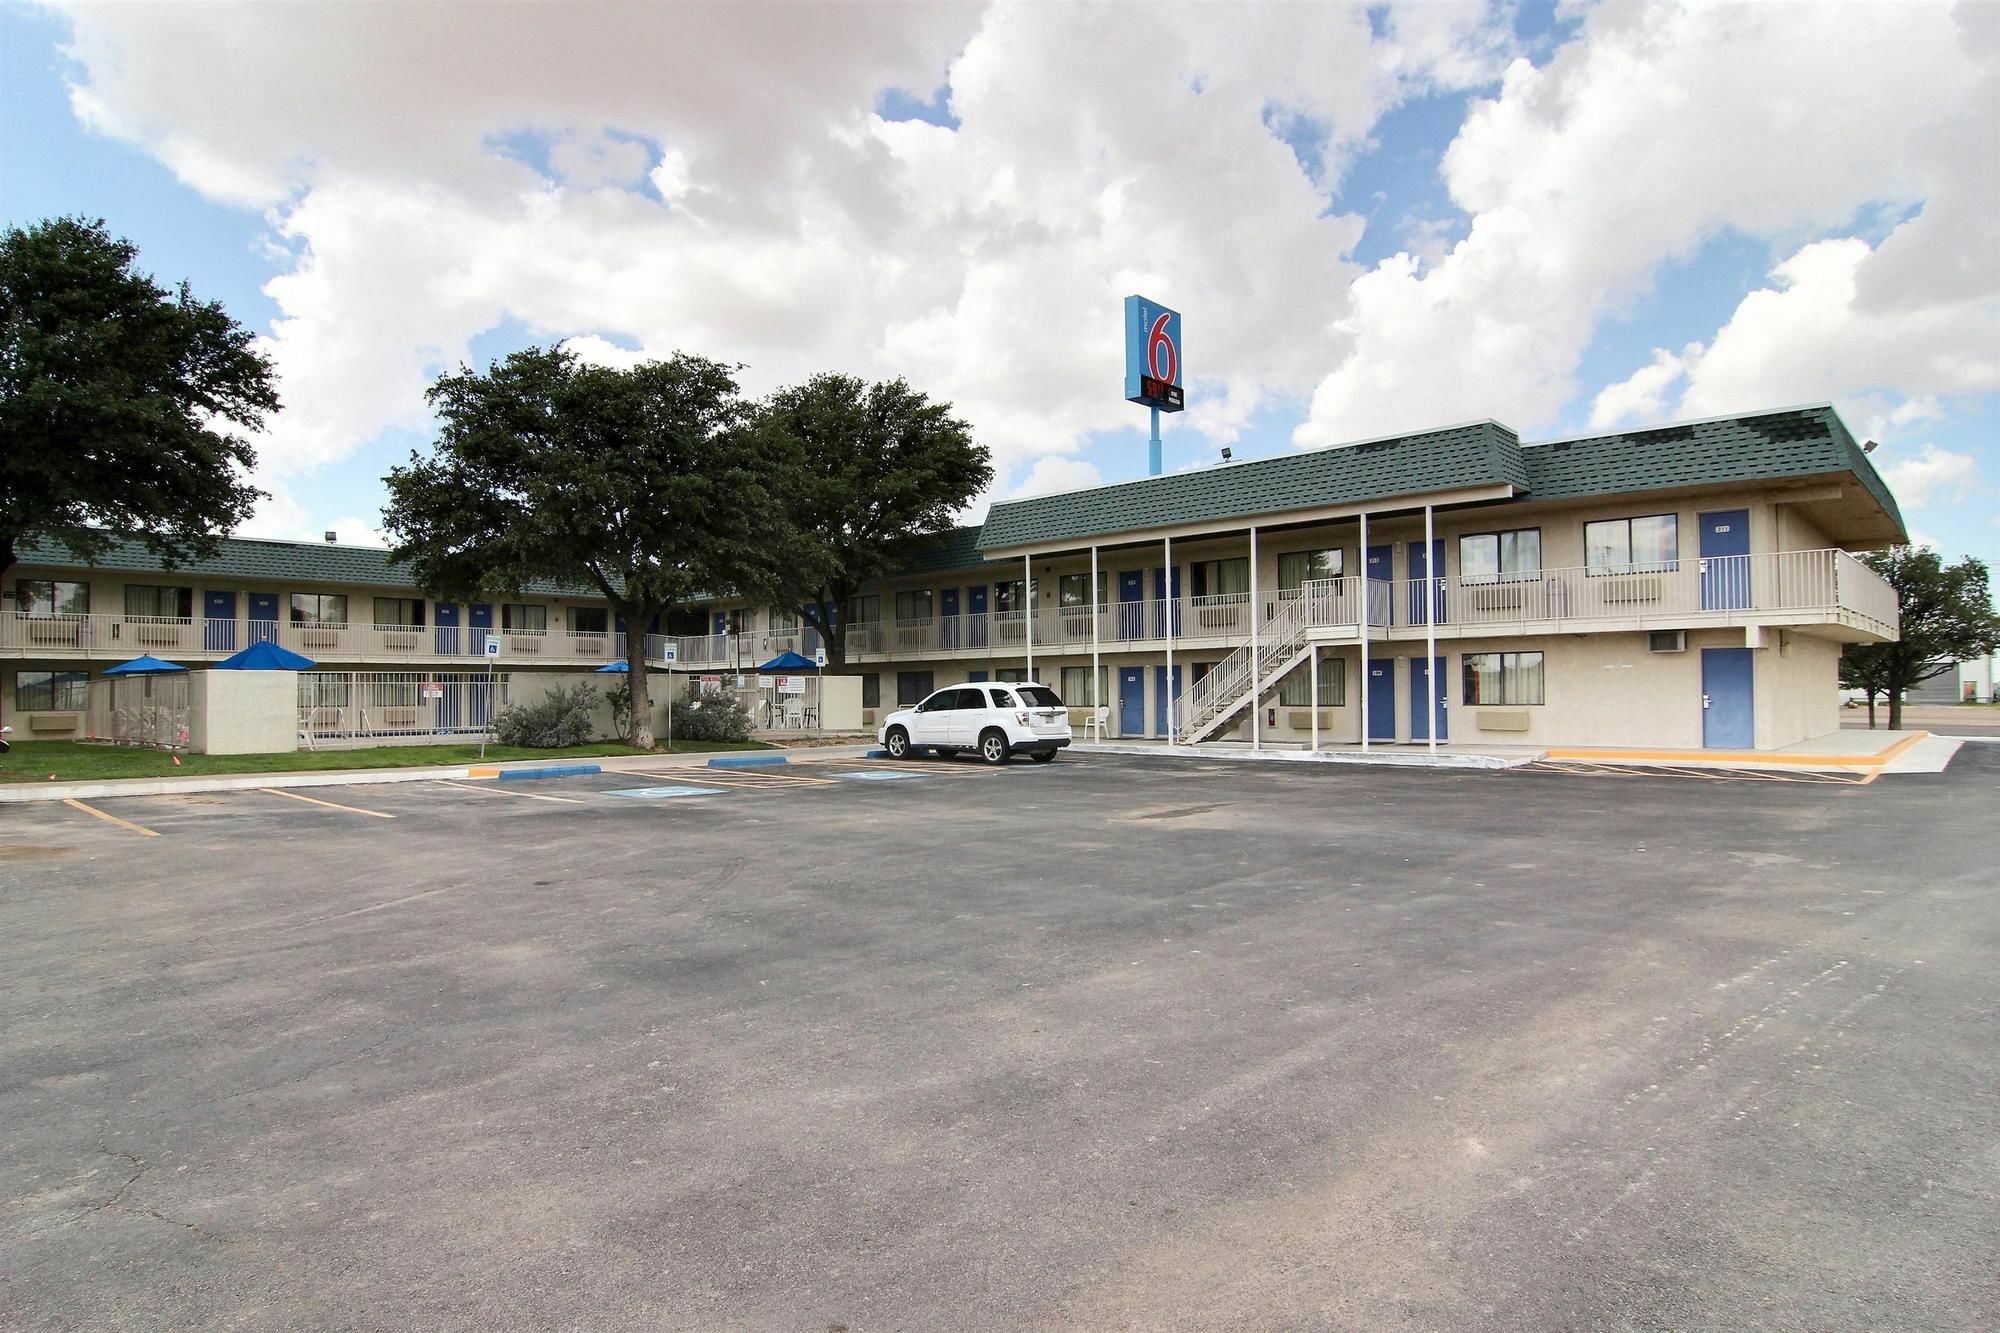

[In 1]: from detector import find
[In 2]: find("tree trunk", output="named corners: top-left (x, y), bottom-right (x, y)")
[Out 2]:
top-left (1887, 688), bottom-right (1904, 732)
top-left (625, 616), bottom-right (655, 749)
top-left (1865, 691), bottom-right (1878, 729)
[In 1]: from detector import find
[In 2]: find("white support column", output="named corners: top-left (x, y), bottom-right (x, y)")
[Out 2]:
top-left (1425, 502), bottom-right (1438, 756)
top-left (1359, 510), bottom-right (1370, 754)
top-left (1090, 544), bottom-right (1101, 717)
top-left (1309, 646), bottom-right (1319, 753)
top-left (1163, 534), bottom-right (1174, 740)
top-left (1250, 524), bottom-right (1261, 751)
top-left (1024, 552), bottom-right (1034, 682)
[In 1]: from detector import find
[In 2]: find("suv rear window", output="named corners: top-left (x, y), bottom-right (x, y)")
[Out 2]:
top-left (1016, 686), bottom-right (1062, 708)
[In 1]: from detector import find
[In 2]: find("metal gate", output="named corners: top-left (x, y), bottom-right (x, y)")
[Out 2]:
top-left (85, 675), bottom-right (192, 749)
top-left (298, 671), bottom-right (508, 748)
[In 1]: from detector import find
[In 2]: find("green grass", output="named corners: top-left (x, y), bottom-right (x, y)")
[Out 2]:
top-left (0, 738), bottom-right (765, 784)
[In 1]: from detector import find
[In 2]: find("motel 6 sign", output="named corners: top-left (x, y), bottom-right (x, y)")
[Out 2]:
top-left (1123, 294), bottom-right (1185, 412)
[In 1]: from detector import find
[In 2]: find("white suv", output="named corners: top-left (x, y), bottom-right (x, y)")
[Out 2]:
top-left (878, 682), bottom-right (1072, 764)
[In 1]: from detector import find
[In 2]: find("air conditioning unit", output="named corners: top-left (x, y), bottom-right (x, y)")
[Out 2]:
top-left (1648, 630), bottom-right (1687, 653)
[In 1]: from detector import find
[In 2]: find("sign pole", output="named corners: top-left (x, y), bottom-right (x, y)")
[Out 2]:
top-left (480, 656), bottom-right (492, 760)
top-left (1149, 405), bottom-right (1162, 477)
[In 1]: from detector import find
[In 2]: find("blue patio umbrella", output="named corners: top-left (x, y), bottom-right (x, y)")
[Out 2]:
top-left (593, 660), bottom-right (630, 673)
top-left (755, 650), bottom-right (817, 672)
top-left (103, 654), bottom-right (188, 676)
top-left (214, 640), bottom-right (316, 670)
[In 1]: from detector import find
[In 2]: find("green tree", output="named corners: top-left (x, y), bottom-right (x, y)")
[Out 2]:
top-left (0, 216), bottom-right (277, 582)
top-left (383, 347), bottom-right (790, 749)
top-left (1839, 547), bottom-right (2000, 730)
top-left (754, 374), bottom-right (990, 670)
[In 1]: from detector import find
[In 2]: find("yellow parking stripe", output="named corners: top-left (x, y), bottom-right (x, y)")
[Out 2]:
top-left (258, 787), bottom-right (396, 819)
top-left (62, 798), bottom-right (161, 838)
top-left (433, 779), bottom-right (586, 804)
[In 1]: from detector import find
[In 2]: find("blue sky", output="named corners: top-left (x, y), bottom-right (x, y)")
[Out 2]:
top-left (3, 0), bottom-right (1993, 570)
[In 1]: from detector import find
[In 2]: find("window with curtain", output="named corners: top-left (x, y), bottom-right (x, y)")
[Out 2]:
top-left (1277, 656), bottom-right (1345, 706)
top-left (1058, 572), bottom-right (1106, 609)
top-left (1060, 665), bottom-right (1109, 706)
top-left (569, 606), bottom-right (607, 635)
top-left (849, 594), bottom-right (880, 624)
top-left (767, 607), bottom-right (799, 632)
top-left (896, 671), bottom-right (933, 705)
top-left (1585, 515), bottom-right (1678, 574)
top-left (862, 674), bottom-right (881, 708)
top-left (290, 593), bottom-right (348, 625)
top-left (1193, 558), bottom-right (1249, 597)
top-left (1458, 530), bottom-right (1542, 584)
top-left (373, 597), bottom-right (426, 627)
top-left (16, 670), bottom-right (88, 710)
top-left (996, 667), bottom-right (1029, 683)
top-left (124, 585), bottom-right (193, 618)
top-left (15, 580), bottom-right (90, 617)
top-left (502, 603), bottom-right (547, 632)
top-left (993, 579), bottom-right (1024, 612)
top-left (1277, 549), bottom-right (1342, 591)
top-left (894, 590), bottom-right (933, 621)
top-left (1462, 651), bottom-right (1545, 705)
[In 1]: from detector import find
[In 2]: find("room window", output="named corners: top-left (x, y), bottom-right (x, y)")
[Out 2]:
top-left (290, 593), bottom-right (347, 625)
top-left (1192, 558), bottom-right (1249, 598)
top-left (1060, 665), bottom-right (1109, 706)
top-left (995, 667), bottom-right (1029, 683)
top-left (16, 669), bottom-right (88, 711)
top-left (1585, 515), bottom-right (1679, 575)
top-left (861, 674), bottom-right (881, 709)
top-left (15, 579), bottom-right (89, 618)
top-left (124, 584), bottom-right (193, 619)
top-left (894, 590), bottom-right (933, 622)
top-left (896, 671), bottom-right (933, 706)
top-left (1277, 549), bottom-right (1342, 592)
top-left (992, 579), bottom-right (1024, 613)
top-left (373, 597), bottom-right (426, 627)
top-left (1277, 656), bottom-right (1345, 706)
top-left (767, 606), bottom-right (799, 632)
top-left (1458, 530), bottom-right (1541, 584)
top-left (502, 603), bottom-right (547, 632)
top-left (1058, 572), bottom-right (1106, 609)
top-left (569, 606), bottom-right (607, 635)
top-left (1463, 652), bottom-right (1545, 705)
top-left (849, 594), bottom-right (881, 625)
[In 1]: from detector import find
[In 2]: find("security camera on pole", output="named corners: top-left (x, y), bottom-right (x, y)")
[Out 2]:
top-left (1124, 294), bottom-right (1185, 477)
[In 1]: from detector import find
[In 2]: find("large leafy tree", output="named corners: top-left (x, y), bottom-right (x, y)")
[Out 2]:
top-left (0, 216), bottom-right (277, 582)
top-left (756, 374), bottom-right (990, 669)
top-left (383, 347), bottom-right (790, 749)
top-left (1839, 547), bottom-right (2000, 730)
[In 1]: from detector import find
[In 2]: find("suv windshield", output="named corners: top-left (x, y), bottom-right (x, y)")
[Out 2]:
top-left (1016, 686), bottom-right (1063, 708)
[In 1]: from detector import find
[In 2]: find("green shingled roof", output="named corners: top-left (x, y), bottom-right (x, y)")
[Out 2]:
top-left (1521, 405), bottom-right (1905, 535)
top-left (978, 421), bottom-right (1522, 550)
top-left (977, 404), bottom-right (1903, 549)
top-left (14, 534), bottom-right (602, 597)
top-left (887, 524), bottom-right (986, 575)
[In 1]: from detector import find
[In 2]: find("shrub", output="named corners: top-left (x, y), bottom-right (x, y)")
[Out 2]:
top-left (606, 680), bottom-right (633, 742)
top-left (492, 681), bottom-right (599, 748)
top-left (676, 687), bottom-right (752, 743)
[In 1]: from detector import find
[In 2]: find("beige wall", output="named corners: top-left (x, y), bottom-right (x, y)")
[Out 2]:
top-left (188, 669), bottom-right (298, 755)
top-left (1755, 632), bottom-right (1843, 750)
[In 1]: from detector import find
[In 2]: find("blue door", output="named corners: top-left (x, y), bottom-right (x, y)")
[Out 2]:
top-left (967, 585), bottom-right (989, 647)
top-left (1118, 571), bottom-right (1144, 639)
top-left (1365, 545), bottom-right (1393, 625)
top-left (1702, 647), bottom-right (1755, 748)
top-left (1154, 567), bottom-right (1181, 638)
top-left (1407, 540), bottom-right (1446, 625)
top-left (940, 587), bottom-right (959, 648)
top-left (470, 603), bottom-right (494, 655)
top-left (712, 610), bottom-right (729, 636)
top-left (203, 590), bottom-right (237, 651)
top-left (1155, 664), bottom-right (1182, 737)
top-left (1119, 666), bottom-right (1145, 736)
top-left (1409, 656), bottom-right (1448, 742)
top-left (1367, 659), bottom-right (1396, 741)
top-left (248, 592), bottom-right (280, 644)
top-left (1700, 509), bottom-right (1751, 610)
top-left (434, 602), bottom-right (461, 655)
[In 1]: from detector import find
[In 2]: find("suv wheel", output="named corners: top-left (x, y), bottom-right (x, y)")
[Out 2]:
top-left (884, 726), bottom-right (911, 759)
top-left (977, 729), bottom-right (1010, 765)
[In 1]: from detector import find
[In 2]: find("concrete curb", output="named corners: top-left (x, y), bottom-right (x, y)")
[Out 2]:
top-left (1072, 742), bottom-right (1539, 770)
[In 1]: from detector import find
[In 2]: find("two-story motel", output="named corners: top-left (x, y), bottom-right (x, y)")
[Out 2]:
top-left (4, 404), bottom-right (1903, 753)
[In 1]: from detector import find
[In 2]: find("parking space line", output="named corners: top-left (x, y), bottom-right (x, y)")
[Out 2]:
top-left (62, 797), bottom-right (161, 838)
top-left (433, 780), bottom-right (587, 804)
top-left (258, 787), bottom-right (396, 819)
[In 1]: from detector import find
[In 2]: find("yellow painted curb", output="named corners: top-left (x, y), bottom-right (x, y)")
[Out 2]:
top-left (1545, 731), bottom-right (1928, 770)
top-left (466, 767), bottom-right (500, 779)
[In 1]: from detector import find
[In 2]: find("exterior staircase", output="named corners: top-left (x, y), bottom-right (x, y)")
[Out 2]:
top-left (1173, 593), bottom-right (1314, 744)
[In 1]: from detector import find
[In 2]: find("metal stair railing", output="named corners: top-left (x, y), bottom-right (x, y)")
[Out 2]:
top-left (1173, 592), bottom-right (1312, 742)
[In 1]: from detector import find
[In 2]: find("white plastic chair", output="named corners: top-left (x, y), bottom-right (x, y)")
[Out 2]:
top-left (1084, 705), bottom-right (1110, 742)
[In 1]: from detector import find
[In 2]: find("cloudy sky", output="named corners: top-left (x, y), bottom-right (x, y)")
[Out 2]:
top-left (3, 0), bottom-right (1994, 567)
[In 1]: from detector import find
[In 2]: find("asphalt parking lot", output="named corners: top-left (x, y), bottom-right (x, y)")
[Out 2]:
top-left (4, 747), bottom-right (1996, 1331)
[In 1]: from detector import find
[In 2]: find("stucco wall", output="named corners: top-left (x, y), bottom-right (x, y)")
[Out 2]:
top-left (1755, 632), bottom-right (1843, 749)
top-left (189, 669), bottom-right (298, 755)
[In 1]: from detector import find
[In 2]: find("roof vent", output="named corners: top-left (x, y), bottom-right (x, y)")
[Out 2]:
top-left (324, 531), bottom-right (337, 543)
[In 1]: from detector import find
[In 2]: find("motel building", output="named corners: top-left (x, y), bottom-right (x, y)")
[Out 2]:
top-left (3, 404), bottom-right (1903, 756)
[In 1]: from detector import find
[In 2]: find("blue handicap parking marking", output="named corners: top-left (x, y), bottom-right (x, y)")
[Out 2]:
top-left (831, 770), bottom-right (919, 782)
top-left (607, 786), bottom-right (724, 799)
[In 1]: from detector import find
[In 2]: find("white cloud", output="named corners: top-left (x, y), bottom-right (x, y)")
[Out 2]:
top-left (1009, 456), bottom-right (1104, 499)
top-left (1589, 343), bottom-right (1700, 430)
top-left (1298, 0), bottom-right (1993, 445)
top-left (1880, 444), bottom-right (1980, 510)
